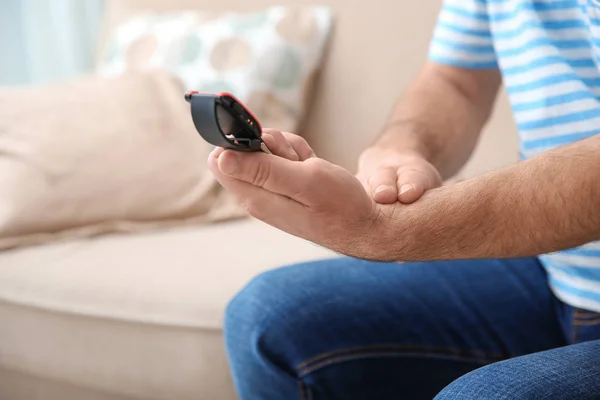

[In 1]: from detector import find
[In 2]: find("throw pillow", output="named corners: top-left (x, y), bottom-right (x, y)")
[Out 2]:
top-left (0, 71), bottom-right (245, 250)
top-left (97, 6), bottom-right (333, 132)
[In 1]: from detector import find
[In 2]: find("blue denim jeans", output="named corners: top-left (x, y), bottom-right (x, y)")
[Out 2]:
top-left (224, 257), bottom-right (600, 399)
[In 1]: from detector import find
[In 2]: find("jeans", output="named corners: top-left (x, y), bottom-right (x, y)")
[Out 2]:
top-left (224, 257), bottom-right (600, 399)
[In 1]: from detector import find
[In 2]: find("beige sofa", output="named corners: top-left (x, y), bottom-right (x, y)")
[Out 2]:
top-left (0, 0), bottom-right (519, 399)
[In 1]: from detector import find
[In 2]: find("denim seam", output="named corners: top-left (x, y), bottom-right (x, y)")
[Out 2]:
top-left (295, 344), bottom-right (504, 370)
top-left (298, 380), bottom-right (306, 400)
top-left (296, 347), bottom-right (506, 377)
top-left (570, 308), bottom-right (600, 341)
top-left (573, 316), bottom-right (600, 322)
top-left (573, 319), bottom-right (600, 327)
top-left (573, 308), bottom-right (600, 319)
top-left (571, 311), bottom-right (580, 343)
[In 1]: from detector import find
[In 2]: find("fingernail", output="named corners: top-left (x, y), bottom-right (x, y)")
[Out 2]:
top-left (219, 151), bottom-right (239, 174)
top-left (374, 185), bottom-right (393, 195)
top-left (399, 184), bottom-right (415, 195)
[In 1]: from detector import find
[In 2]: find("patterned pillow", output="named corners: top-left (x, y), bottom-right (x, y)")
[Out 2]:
top-left (97, 6), bottom-right (333, 132)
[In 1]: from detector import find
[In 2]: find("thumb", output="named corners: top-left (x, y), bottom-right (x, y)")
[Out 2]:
top-left (217, 149), bottom-right (308, 199)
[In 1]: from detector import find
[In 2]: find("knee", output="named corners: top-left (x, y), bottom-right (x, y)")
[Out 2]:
top-left (224, 265), bottom-right (310, 367)
top-left (225, 267), bottom-right (285, 334)
top-left (435, 360), bottom-right (539, 400)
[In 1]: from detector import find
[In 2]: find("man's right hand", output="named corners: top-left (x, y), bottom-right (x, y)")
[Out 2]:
top-left (357, 147), bottom-right (442, 204)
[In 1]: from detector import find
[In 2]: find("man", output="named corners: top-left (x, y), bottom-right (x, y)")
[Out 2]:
top-left (209, 0), bottom-right (600, 398)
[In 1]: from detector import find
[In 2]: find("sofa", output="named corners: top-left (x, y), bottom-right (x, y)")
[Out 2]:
top-left (0, 0), bottom-right (519, 399)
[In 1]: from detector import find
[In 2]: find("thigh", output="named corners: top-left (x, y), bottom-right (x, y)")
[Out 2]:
top-left (435, 339), bottom-right (600, 399)
top-left (225, 257), bottom-right (566, 399)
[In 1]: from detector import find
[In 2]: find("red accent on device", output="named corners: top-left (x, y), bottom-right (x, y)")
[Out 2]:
top-left (193, 91), bottom-right (262, 132)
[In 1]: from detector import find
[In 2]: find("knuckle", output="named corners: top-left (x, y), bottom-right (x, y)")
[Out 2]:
top-left (397, 167), bottom-right (427, 179)
top-left (370, 167), bottom-right (396, 185)
top-left (303, 158), bottom-right (328, 184)
top-left (283, 139), bottom-right (299, 159)
top-left (305, 165), bottom-right (321, 181)
top-left (250, 160), bottom-right (271, 187)
top-left (397, 168), bottom-right (434, 188)
top-left (288, 149), bottom-right (300, 162)
top-left (263, 128), bottom-right (282, 135)
top-left (284, 132), bottom-right (314, 159)
top-left (284, 132), bottom-right (305, 147)
top-left (268, 129), bottom-right (284, 141)
top-left (377, 165), bottom-right (396, 173)
top-left (304, 157), bottom-right (327, 173)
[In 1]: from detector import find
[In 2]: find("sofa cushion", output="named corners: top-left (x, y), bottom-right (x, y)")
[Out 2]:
top-left (0, 219), bottom-right (336, 399)
top-left (0, 71), bottom-right (245, 251)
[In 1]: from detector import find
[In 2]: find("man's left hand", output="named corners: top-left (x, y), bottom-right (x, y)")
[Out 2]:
top-left (207, 130), bottom-right (387, 259)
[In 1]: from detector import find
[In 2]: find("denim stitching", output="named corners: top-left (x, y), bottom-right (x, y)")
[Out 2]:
top-left (573, 308), bottom-right (600, 319)
top-left (296, 347), bottom-right (506, 377)
top-left (571, 310), bottom-right (580, 343)
top-left (575, 316), bottom-right (600, 322)
top-left (295, 344), bottom-right (503, 371)
top-left (573, 319), bottom-right (600, 327)
top-left (573, 315), bottom-right (600, 321)
top-left (571, 308), bottom-right (600, 340)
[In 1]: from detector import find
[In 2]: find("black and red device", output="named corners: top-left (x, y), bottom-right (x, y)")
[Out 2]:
top-left (184, 91), bottom-right (271, 154)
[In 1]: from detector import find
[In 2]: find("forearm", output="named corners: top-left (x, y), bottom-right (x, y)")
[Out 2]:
top-left (375, 63), bottom-right (501, 179)
top-left (381, 135), bottom-right (600, 261)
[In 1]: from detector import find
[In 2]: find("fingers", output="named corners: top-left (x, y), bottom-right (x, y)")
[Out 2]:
top-left (263, 129), bottom-right (315, 161)
top-left (396, 169), bottom-right (431, 204)
top-left (281, 131), bottom-right (316, 160)
top-left (364, 164), bottom-right (440, 204)
top-left (367, 166), bottom-right (399, 204)
top-left (209, 129), bottom-right (316, 203)
top-left (261, 130), bottom-right (299, 161)
top-left (216, 147), bottom-right (309, 199)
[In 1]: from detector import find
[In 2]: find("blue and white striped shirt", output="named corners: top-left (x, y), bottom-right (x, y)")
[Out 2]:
top-left (430, 0), bottom-right (600, 311)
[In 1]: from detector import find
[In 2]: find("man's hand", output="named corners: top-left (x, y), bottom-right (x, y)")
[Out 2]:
top-left (357, 147), bottom-right (442, 204)
top-left (354, 63), bottom-right (501, 206)
top-left (208, 130), bottom-right (385, 259)
top-left (209, 130), bottom-right (600, 262)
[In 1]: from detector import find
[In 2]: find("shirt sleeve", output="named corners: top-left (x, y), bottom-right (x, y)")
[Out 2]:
top-left (428, 0), bottom-right (498, 69)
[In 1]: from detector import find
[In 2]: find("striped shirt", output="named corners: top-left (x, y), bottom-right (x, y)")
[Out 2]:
top-left (429, 0), bottom-right (600, 312)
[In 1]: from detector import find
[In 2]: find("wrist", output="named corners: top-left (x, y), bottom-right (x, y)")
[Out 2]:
top-left (374, 183), bottom-right (458, 262)
top-left (367, 202), bottom-right (420, 262)
top-left (379, 176), bottom-right (501, 262)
